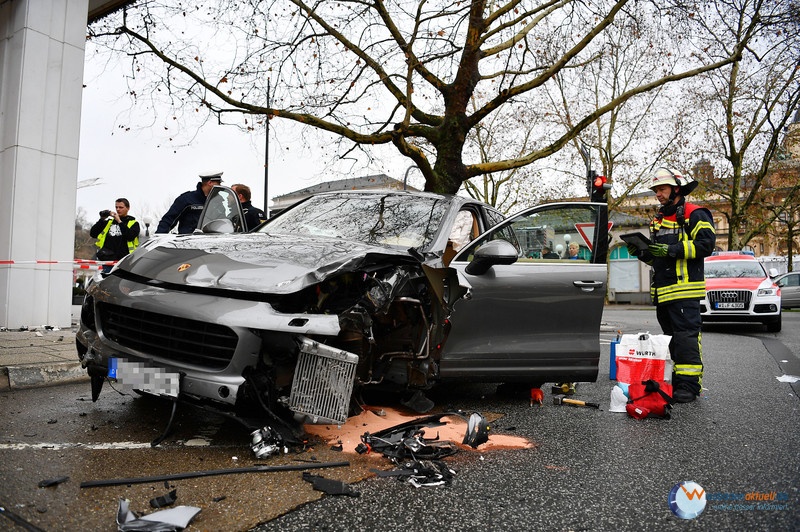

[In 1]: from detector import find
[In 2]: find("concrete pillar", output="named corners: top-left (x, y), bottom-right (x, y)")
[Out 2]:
top-left (0, 0), bottom-right (88, 328)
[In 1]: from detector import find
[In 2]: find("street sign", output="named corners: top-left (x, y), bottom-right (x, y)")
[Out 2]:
top-left (575, 222), bottom-right (614, 251)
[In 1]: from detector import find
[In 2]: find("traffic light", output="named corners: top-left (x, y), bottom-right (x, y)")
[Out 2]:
top-left (588, 171), bottom-right (611, 203)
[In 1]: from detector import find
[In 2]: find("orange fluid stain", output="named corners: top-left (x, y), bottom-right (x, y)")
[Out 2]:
top-left (304, 407), bottom-right (534, 454)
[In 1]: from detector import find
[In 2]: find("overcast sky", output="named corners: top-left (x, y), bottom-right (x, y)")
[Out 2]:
top-left (75, 54), bottom-right (418, 228)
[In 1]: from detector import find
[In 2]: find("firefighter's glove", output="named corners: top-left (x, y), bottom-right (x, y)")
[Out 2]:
top-left (648, 243), bottom-right (670, 258)
top-left (626, 244), bottom-right (640, 257)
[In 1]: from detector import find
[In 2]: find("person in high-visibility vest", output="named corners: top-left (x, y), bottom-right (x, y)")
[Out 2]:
top-left (628, 167), bottom-right (716, 403)
top-left (90, 198), bottom-right (140, 271)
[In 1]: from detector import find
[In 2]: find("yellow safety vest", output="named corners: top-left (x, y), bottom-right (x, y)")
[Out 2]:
top-left (95, 219), bottom-right (139, 254)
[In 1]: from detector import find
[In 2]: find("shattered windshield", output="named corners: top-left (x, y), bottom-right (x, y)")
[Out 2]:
top-left (261, 193), bottom-right (450, 250)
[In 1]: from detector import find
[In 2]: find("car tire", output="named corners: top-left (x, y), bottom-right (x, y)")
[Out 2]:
top-left (765, 316), bottom-right (782, 333)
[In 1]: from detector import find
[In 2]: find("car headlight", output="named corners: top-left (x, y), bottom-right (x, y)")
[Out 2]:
top-left (757, 288), bottom-right (776, 296)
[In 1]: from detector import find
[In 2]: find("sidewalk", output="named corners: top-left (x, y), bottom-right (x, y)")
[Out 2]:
top-left (0, 305), bottom-right (87, 390)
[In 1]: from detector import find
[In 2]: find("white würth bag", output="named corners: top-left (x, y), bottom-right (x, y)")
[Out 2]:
top-left (615, 332), bottom-right (672, 385)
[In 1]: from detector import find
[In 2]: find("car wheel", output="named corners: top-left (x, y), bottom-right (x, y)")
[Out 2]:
top-left (765, 316), bottom-right (782, 332)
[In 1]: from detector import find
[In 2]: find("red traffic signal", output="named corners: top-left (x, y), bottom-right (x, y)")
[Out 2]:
top-left (591, 174), bottom-right (611, 202)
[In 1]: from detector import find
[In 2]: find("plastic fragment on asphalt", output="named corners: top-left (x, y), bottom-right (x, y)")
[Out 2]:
top-left (302, 472), bottom-right (360, 497)
top-left (150, 489), bottom-right (177, 508)
top-left (117, 498), bottom-right (201, 531)
top-left (371, 459), bottom-right (456, 488)
top-left (462, 412), bottom-right (490, 448)
top-left (776, 374), bottom-right (800, 383)
top-left (38, 476), bottom-right (69, 488)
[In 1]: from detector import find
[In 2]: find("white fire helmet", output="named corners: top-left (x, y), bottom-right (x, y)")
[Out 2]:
top-left (649, 167), bottom-right (682, 190)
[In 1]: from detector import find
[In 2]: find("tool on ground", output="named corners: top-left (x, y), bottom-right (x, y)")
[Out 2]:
top-left (553, 397), bottom-right (600, 409)
top-left (551, 382), bottom-right (576, 395)
top-left (530, 388), bottom-right (544, 406)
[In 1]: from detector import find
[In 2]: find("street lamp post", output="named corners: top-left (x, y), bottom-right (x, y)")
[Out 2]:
top-left (403, 165), bottom-right (419, 190)
top-left (779, 211), bottom-right (795, 272)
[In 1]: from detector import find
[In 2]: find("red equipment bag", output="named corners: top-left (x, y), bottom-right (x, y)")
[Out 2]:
top-left (626, 380), bottom-right (674, 420)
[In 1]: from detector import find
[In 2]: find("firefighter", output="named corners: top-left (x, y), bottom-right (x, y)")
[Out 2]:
top-left (628, 167), bottom-right (716, 403)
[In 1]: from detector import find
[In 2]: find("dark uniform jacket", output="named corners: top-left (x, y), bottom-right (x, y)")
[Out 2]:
top-left (156, 184), bottom-right (207, 234)
top-left (638, 198), bottom-right (716, 304)
top-left (241, 201), bottom-right (266, 231)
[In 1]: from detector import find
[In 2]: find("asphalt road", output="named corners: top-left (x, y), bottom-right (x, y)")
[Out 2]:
top-left (255, 308), bottom-right (800, 531)
top-left (0, 308), bottom-right (798, 531)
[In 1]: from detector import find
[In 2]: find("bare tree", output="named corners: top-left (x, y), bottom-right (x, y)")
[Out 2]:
top-left (88, 1), bottom-right (758, 194)
top-left (684, 0), bottom-right (800, 250)
top-left (74, 207), bottom-right (97, 260)
top-left (538, 3), bottom-right (700, 210)
top-left (460, 93), bottom-right (560, 213)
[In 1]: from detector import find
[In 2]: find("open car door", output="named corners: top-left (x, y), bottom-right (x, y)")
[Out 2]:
top-left (196, 185), bottom-right (246, 234)
top-left (441, 202), bottom-right (609, 384)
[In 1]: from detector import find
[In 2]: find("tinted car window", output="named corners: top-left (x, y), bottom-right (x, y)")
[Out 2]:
top-left (203, 186), bottom-right (245, 232)
top-left (459, 205), bottom-right (599, 262)
top-left (484, 207), bottom-right (506, 228)
top-left (261, 193), bottom-right (450, 249)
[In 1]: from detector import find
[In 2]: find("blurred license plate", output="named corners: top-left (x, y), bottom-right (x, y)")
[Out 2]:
top-left (716, 302), bottom-right (745, 309)
top-left (108, 358), bottom-right (179, 397)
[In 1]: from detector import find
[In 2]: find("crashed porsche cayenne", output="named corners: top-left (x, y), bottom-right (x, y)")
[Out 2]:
top-left (77, 187), bottom-right (609, 434)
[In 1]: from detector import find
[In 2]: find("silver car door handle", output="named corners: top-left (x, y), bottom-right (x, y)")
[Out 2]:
top-left (573, 280), bottom-right (604, 292)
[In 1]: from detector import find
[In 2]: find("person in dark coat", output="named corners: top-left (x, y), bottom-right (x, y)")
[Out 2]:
top-left (155, 172), bottom-right (223, 234)
top-left (232, 183), bottom-right (267, 230)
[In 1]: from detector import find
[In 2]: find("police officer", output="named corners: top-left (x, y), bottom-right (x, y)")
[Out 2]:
top-left (629, 167), bottom-right (716, 403)
top-left (155, 171), bottom-right (223, 234)
top-left (90, 198), bottom-right (140, 272)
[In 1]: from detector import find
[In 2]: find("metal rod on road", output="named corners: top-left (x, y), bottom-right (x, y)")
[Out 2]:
top-left (80, 460), bottom-right (350, 488)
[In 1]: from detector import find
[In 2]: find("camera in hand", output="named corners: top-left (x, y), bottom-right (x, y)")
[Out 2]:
top-left (100, 210), bottom-right (112, 217)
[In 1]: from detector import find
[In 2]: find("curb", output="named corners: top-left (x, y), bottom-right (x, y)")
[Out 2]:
top-left (1, 361), bottom-right (89, 390)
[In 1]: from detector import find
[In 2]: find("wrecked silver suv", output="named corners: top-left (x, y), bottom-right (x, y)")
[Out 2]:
top-left (76, 187), bottom-right (608, 439)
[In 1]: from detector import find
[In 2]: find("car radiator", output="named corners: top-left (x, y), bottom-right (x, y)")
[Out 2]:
top-left (288, 337), bottom-right (358, 425)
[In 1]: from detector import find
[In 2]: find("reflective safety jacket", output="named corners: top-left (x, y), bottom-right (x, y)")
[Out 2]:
top-left (641, 199), bottom-right (716, 304)
top-left (91, 217), bottom-right (140, 259)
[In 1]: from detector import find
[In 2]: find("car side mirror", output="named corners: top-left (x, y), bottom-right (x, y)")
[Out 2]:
top-left (768, 268), bottom-right (779, 278)
top-left (465, 239), bottom-right (518, 275)
top-left (200, 218), bottom-right (236, 234)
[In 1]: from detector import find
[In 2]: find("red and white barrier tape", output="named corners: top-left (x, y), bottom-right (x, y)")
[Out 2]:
top-left (0, 259), bottom-right (117, 269)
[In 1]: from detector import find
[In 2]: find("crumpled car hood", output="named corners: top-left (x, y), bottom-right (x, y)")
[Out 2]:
top-left (117, 232), bottom-right (422, 294)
